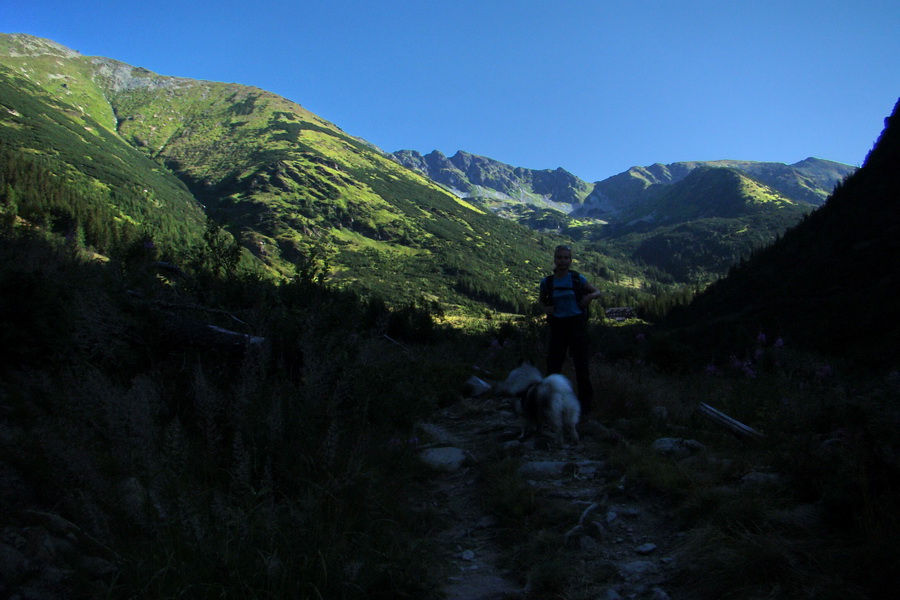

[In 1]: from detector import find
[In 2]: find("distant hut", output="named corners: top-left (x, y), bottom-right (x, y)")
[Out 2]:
top-left (605, 307), bottom-right (635, 321)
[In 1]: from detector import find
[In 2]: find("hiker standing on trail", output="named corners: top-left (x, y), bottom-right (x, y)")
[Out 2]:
top-left (539, 245), bottom-right (601, 418)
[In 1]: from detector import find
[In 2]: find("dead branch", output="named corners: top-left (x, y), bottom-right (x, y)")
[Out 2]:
top-left (698, 402), bottom-right (765, 440)
top-left (152, 261), bottom-right (191, 280)
top-left (205, 325), bottom-right (265, 346)
top-left (149, 299), bottom-right (249, 326)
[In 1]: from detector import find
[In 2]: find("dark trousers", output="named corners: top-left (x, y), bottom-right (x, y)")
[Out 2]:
top-left (546, 315), bottom-right (593, 416)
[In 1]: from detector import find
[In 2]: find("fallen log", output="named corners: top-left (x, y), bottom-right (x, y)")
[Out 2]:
top-left (206, 325), bottom-right (266, 346)
top-left (698, 402), bottom-right (765, 440)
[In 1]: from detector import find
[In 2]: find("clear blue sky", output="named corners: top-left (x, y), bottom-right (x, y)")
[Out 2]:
top-left (5, 0), bottom-right (899, 182)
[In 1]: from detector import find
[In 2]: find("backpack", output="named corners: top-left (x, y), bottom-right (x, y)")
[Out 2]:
top-left (540, 270), bottom-right (588, 318)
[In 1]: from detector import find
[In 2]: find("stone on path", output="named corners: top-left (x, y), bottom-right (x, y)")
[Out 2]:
top-left (518, 460), bottom-right (605, 480)
top-left (420, 446), bottom-right (468, 471)
top-left (443, 573), bottom-right (521, 600)
top-left (463, 376), bottom-right (493, 397)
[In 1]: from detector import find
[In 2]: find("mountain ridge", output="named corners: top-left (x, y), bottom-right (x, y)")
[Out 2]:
top-left (391, 149), bottom-right (592, 210)
top-left (393, 146), bottom-right (853, 219)
top-left (0, 32), bottom-right (870, 311)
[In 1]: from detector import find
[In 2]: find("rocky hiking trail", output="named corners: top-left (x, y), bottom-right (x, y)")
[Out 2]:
top-left (416, 389), bottom-right (689, 600)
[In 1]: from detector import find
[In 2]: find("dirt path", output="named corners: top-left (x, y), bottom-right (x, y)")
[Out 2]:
top-left (418, 394), bottom-right (686, 600)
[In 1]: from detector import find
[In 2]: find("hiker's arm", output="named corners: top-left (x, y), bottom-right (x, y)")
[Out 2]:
top-left (579, 281), bottom-right (601, 308)
top-left (540, 293), bottom-right (554, 315)
top-left (539, 281), bottom-right (554, 315)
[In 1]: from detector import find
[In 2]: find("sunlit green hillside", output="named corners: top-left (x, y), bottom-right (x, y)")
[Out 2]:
top-left (0, 62), bottom-right (209, 252)
top-left (0, 34), bottom-right (579, 313)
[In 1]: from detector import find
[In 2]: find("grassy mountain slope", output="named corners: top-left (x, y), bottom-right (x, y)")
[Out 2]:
top-left (105, 77), bottom-right (567, 311)
top-left (570, 167), bottom-right (811, 284)
top-left (616, 166), bottom-right (806, 225)
top-left (570, 159), bottom-right (853, 284)
top-left (0, 62), bottom-right (208, 252)
top-left (577, 157), bottom-right (855, 219)
top-left (0, 33), bottom-right (570, 313)
top-left (661, 99), bottom-right (900, 369)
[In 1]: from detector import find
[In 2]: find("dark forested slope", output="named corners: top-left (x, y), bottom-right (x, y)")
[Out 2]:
top-left (661, 99), bottom-right (900, 369)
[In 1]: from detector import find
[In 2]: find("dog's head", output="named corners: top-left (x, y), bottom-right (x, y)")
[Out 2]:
top-left (496, 362), bottom-right (542, 398)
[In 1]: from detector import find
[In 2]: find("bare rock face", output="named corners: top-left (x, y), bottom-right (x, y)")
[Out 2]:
top-left (91, 57), bottom-right (193, 94)
top-left (2, 33), bottom-right (82, 59)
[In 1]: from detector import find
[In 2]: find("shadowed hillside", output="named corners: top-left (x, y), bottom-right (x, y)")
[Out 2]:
top-left (660, 99), bottom-right (900, 370)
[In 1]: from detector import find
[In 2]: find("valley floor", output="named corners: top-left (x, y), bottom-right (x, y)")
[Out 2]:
top-left (415, 393), bottom-right (690, 600)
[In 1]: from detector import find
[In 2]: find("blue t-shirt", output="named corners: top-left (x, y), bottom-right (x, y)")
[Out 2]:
top-left (543, 273), bottom-right (587, 318)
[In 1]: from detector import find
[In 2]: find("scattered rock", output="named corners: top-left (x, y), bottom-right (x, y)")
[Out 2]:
top-left (580, 535), bottom-right (601, 551)
top-left (21, 511), bottom-right (80, 537)
top-left (651, 437), bottom-right (706, 458)
top-left (475, 515), bottom-right (498, 529)
top-left (518, 460), bottom-right (605, 480)
top-left (463, 376), bottom-right (492, 397)
top-left (81, 555), bottom-right (116, 577)
top-left (618, 559), bottom-right (660, 583)
top-left (741, 471), bottom-right (781, 486)
top-left (117, 477), bottom-right (149, 525)
top-left (618, 506), bottom-right (641, 519)
top-left (650, 586), bottom-right (673, 599)
top-left (651, 406), bottom-right (669, 421)
top-left (500, 439), bottom-right (524, 454)
top-left (635, 542), bottom-right (657, 554)
top-left (564, 460), bottom-right (606, 478)
top-left (420, 446), bottom-right (468, 471)
top-left (417, 422), bottom-right (456, 445)
top-left (443, 573), bottom-right (521, 600)
top-left (0, 541), bottom-right (29, 585)
top-left (518, 461), bottom-right (570, 479)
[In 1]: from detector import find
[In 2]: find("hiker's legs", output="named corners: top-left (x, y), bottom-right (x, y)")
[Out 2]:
top-left (547, 318), bottom-right (592, 416)
top-left (546, 322), bottom-right (568, 375)
top-left (570, 333), bottom-right (593, 417)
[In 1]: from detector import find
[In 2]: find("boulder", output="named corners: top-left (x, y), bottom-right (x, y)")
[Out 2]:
top-left (420, 446), bottom-right (468, 471)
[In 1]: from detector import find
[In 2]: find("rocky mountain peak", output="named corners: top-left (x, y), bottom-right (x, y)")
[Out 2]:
top-left (391, 149), bottom-right (591, 207)
top-left (0, 33), bottom-right (81, 59)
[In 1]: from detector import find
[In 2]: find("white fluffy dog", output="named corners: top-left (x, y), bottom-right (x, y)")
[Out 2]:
top-left (496, 362), bottom-right (580, 445)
